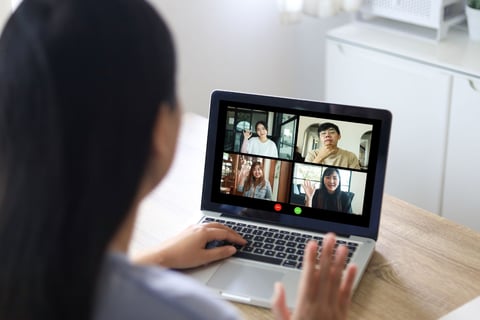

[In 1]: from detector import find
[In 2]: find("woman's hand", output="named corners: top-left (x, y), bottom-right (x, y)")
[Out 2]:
top-left (272, 233), bottom-right (357, 320)
top-left (303, 180), bottom-right (315, 199)
top-left (303, 180), bottom-right (315, 207)
top-left (133, 222), bottom-right (247, 269)
top-left (241, 130), bottom-right (252, 153)
top-left (240, 162), bottom-right (251, 177)
top-left (243, 129), bottom-right (252, 140)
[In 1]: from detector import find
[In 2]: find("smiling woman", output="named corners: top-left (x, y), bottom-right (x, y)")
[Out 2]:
top-left (303, 167), bottom-right (354, 213)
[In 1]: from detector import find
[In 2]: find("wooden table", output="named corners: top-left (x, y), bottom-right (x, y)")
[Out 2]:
top-left (130, 112), bottom-right (480, 320)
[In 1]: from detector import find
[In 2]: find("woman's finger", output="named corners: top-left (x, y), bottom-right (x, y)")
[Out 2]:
top-left (201, 245), bottom-right (238, 264)
top-left (199, 223), bottom-right (246, 241)
top-left (296, 240), bottom-right (319, 300)
top-left (203, 227), bottom-right (247, 246)
top-left (339, 263), bottom-right (357, 310)
top-left (328, 244), bottom-right (348, 305)
top-left (271, 282), bottom-right (290, 320)
top-left (318, 233), bottom-right (335, 286)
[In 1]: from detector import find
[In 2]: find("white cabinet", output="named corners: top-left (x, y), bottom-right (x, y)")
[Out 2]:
top-left (325, 41), bottom-right (451, 214)
top-left (442, 76), bottom-right (480, 231)
top-left (325, 23), bottom-right (480, 231)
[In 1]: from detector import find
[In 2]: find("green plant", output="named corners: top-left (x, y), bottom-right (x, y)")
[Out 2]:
top-left (468, 0), bottom-right (480, 9)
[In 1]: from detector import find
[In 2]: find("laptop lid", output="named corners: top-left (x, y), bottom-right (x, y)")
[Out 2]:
top-left (201, 90), bottom-right (391, 240)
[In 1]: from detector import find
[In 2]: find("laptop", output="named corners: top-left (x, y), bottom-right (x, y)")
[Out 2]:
top-left (185, 90), bottom-right (392, 309)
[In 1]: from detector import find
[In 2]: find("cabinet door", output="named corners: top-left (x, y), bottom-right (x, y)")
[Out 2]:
top-left (442, 76), bottom-right (480, 232)
top-left (325, 40), bottom-right (451, 214)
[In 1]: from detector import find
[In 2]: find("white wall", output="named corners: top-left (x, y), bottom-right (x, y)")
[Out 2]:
top-left (0, 1), bottom-right (12, 31)
top-left (0, 1), bottom-right (352, 118)
top-left (148, 0), bottom-right (352, 117)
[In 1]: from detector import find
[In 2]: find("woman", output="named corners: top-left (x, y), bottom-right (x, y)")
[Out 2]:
top-left (303, 168), bottom-right (354, 213)
top-left (0, 0), bottom-right (356, 319)
top-left (237, 161), bottom-right (272, 200)
top-left (241, 120), bottom-right (278, 158)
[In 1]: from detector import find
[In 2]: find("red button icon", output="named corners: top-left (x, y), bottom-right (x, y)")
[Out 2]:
top-left (274, 203), bottom-right (282, 212)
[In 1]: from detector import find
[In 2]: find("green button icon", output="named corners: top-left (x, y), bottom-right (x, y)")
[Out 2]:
top-left (294, 207), bottom-right (302, 215)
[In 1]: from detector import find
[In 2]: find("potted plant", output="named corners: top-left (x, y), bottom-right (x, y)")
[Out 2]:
top-left (466, 0), bottom-right (480, 41)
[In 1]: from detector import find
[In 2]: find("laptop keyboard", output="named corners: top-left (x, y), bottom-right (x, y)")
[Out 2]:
top-left (202, 217), bottom-right (358, 270)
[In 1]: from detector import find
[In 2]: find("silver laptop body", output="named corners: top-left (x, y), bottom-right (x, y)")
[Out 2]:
top-left (186, 90), bottom-right (392, 309)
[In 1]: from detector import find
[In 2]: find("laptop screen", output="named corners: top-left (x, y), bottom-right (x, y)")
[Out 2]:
top-left (202, 91), bottom-right (391, 240)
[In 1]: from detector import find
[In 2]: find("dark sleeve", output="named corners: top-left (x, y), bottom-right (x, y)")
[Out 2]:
top-left (342, 192), bottom-right (354, 213)
top-left (311, 189), bottom-right (320, 209)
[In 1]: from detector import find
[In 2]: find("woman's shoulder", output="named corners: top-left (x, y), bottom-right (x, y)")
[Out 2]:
top-left (93, 252), bottom-right (240, 320)
top-left (340, 191), bottom-right (354, 201)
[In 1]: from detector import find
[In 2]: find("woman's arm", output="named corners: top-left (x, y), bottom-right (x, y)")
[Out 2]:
top-left (240, 130), bottom-right (252, 153)
top-left (236, 162), bottom-right (249, 192)
top-left (264, 181), bottom-right (273, 200)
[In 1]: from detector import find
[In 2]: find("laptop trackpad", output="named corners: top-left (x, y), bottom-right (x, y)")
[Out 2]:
top-left (207, 260), bottom-right (285, 300)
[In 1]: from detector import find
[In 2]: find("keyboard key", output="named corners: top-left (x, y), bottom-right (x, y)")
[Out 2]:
top-left (253, 235), bottom-right (265, 242)
top-left (287, 254), bottom-right (298, 261)
top-left (243, 234), bottom-right (254, 241)
top-left (282, 260), bottom-right (298, 268)
top-left (234, 251), bottom-right (283, 265)
top-left (263, 243), bottom-right (274, 250)
top-left (253, 248), bottom-right (265, 255)
top-left (275, 252), bottom-right (287, 259)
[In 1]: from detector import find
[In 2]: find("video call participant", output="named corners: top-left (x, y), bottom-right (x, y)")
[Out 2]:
top-left (237, 161), bottom-right (272, 200)
top-left (303, 168), bottom-right (354, 213)
top-left (305, 122), bottom-right (361, 169)
top-left (241, 120), bottom-right (279, 158)
top-left (0, 0), bottom-right (357, 319)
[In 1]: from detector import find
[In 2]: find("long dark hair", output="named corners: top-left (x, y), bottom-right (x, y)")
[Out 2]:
top-left (0, 0), bottom-right (176, 319)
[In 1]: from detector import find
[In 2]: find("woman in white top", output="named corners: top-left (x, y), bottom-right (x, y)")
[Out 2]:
top-left (241, 120), bottom-right (279, 158)
top-left (0, 0), bottom-right (356, 319)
